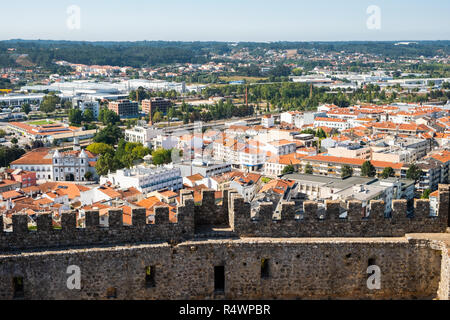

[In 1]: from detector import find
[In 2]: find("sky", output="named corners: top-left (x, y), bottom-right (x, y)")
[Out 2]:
top-left (1, 0), bottom-right (449, 42)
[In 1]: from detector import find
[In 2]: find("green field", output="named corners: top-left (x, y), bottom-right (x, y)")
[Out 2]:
top-left (29, 120), bottom-right (56, 125)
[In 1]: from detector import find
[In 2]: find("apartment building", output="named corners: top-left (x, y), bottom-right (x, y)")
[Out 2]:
top-left (314, 117), bottom-right (350, 130)
top-left (72, 97), bottom-right (100, 119)
top-left (108, 99), bottom-right (139, 118)
top-left (99, 164), bottom-right (183, 194)
top-left (300, 154), bottom-right (405, 178)
top-left (326, 144), bottom-right (372, 160)
top-left (261, 115), bottom-right (274, 128)
top-left (174, 160), bottom-right (232, 178)
top-left (124, 125), bottom-right (162, 148)
top-left (142, 98), bottom-right (172, 116)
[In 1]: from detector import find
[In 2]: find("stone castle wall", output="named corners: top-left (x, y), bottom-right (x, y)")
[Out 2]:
top-left (0, 238), bottom-right (444, 300)
top-left (0, 185), bottom-right (448, 300)
top-left (0, 185), bottom-right (448, 251)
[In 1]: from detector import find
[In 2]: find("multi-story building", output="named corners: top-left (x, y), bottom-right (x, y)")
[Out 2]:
top-left (300, 155), bottom-right (405, 178)
top-left (174, 160), bottom-right (232, 178)
top-left (124, 125), bottom-right (163, 148)
top-left (10, 148), bottom-right (97, 182)
top-left (108, 99), bottom-right (139, 118)
top-left (99, 164), bottom-right (183, 195)
top-left (261, 115), bottom-right (274, 128)
top-left (72, 97), bottom-right (100, 119)
top-left (142, 98), bottom-right (172, 116)
top-left (314, 117), bottom-right (350, 130)
top-left (52, 149), bottom-right (97, 182)
top-left (326, 144), bottom-right (372, 160)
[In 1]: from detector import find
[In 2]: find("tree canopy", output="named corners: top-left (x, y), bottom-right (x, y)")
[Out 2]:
top-left (361, 161), bottom-right (376, 177)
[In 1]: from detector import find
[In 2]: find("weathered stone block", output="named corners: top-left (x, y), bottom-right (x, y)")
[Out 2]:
top-left (258, 203), bottom-right (274, 222)
top-left (132, 208), bottom-right (147, 227)
top-left (108, 209), bottom-right (123, 229)
top-left (303, 201), bottom-right (318, 221)
top-left (155, 206), bottom-right (170, 224)
top-left (369, 200), bottom-right (385, 220)
top-left (12, 213), bottom-right (28, 234)
top-left (85, 210), bottom-right (99, 230)
top-left (201, 189), bottom-right (216, 207)
top-left (62, 211), bottom-right (77, 231)
top-left (414, 199), bottom-right (430, 219)
top-left (280, 202), bottom-right (295, 221)
top-left (347, 200), bottom-right (363, 221)
top-left (37, 213), bottom-right (53, 232)
top-left (392, 199), bottom-right (407, 220)
top-left (325, 200), bottom-right (340, 220)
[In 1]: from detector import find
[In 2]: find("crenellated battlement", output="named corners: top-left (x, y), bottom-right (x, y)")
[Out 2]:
top-left (0, 185), bottom-right (448, 251)
top-left (228, 184), bottom-right (449, 237)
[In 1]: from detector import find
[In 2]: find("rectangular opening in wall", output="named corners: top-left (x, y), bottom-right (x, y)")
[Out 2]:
top-left (106, 287), bottom-right (117, 299)
top-left (145, 266), bottom-right (156, 288)
top-left (13, 277), bottom-right (24, 299)
top-left (214, 266), bottom-right (225, 292)
top-left (261, 258), bottom-right (270, 279)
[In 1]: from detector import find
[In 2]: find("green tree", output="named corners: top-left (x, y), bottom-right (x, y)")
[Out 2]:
top-left (93, 125), bottom-right (123, 145)
top-left (68, 109), bottom-right (83, 125)
top-left (0, 145), bottom-right (26, 167)
top-left (151, 148), bottom-right (173, 165)
top-left (21, 103), bottom-right (31, 115)
top-left (95, 152), bottom-right (122, 176)
top-left (361, 161), bottom-right (376, 177)
top-left (152, 111), bottom-right (162, 123)
top-left (316, 128), bottom-right (327, 139)
top-left (380, 167), bottom-right (394, 179)
top-left (304, 163), bottom-right (313, 174)
top-left (40, 93), bottom-right (60, 113)
top-left (11, 137), bottom-right (18, 145)
top-left (83, 109), bottom-right (95, 122)
top-left (421, 188), bottom-right (431, 199)
top-left (406, 163), bottom-right (423, 182)
top-left (84, 171), bottom-right (93, 181)
top-left (282, 165), bottom-right (295, 175)
top-left (341, 165), bottom-right (353, 178)
top-left (86, 143), bottom-right (115, 155)
top-left (98, 108), bottom-right (120, 125)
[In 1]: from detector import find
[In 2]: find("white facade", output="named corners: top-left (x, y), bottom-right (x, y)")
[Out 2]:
top-left (79, 100), bottom-right (100, 119)
top-left (52, 149), bottom-right (95, 182)
top-left (125, 126), bottom-right (162, 148)
top-left (100, 164), bottom-right (183, 194)
top-left (261, 115), bottom-right (274, 128)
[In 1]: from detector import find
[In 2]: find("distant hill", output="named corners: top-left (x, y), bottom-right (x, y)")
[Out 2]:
top-left (0, 40), bottom-right (449, 69)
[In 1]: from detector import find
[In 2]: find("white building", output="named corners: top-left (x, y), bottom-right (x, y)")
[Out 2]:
top-left (314, 117), bottom-right (350, 130)
top-left (10, 148), bottom-right (97, 182)
top-left (99, 164), bottom-right (183, 194)
top-left (125, 125), bottom-right (163, 148)
top-left (261, 115), bottom-right (274, 128)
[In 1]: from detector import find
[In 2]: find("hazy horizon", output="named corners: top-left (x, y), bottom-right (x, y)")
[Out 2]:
top-left (1, 0), bottom-right (449, 42)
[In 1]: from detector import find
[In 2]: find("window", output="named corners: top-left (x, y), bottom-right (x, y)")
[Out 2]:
top-left (145, 266), bottom-right (155, 288)
top-left (106, 287), bottom-right (117, 299)
top-left (13, 277), bottom-right (24, 299)
top-left (261, 258), bottom-right (270, 279)
top-left (214, 266), bottom-right (225, 292)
